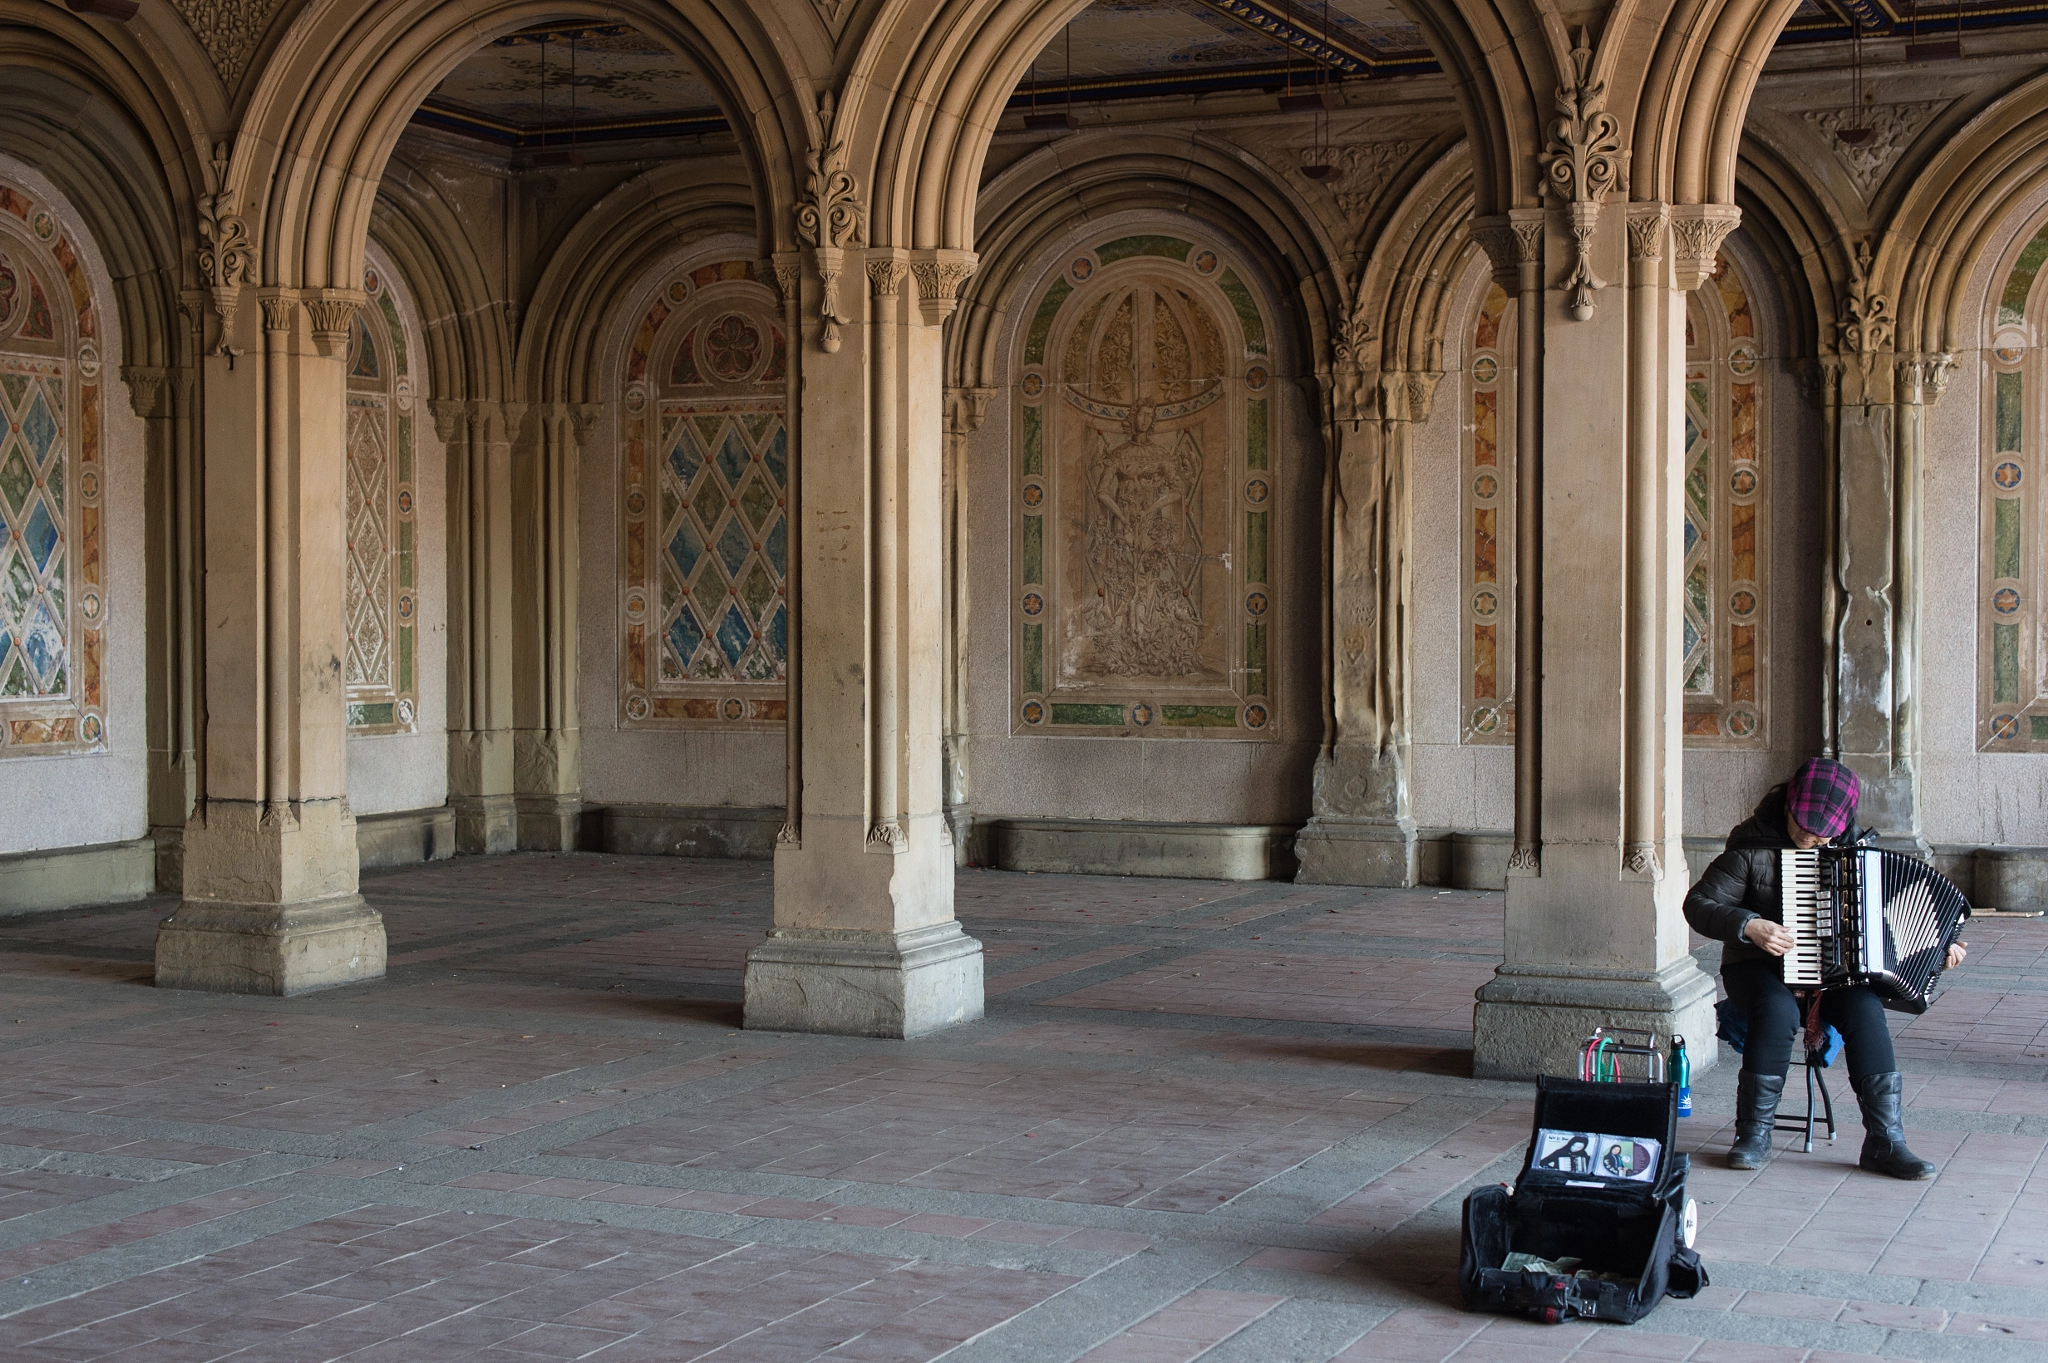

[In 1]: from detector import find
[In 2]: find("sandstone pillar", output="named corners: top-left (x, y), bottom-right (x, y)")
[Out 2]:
top-left (157, 288), bottom-right (385, 994)
top-left (1297, 335), bottom-right (1437, 885)
top-left (512, 404), bottom-right (593, 850)
top-left (741, 227), bottom-right (984, 1037)
top-left (131, 357), bottom-right (204, 890)
top-left (941, 385), bottom-right (992, 866)
top-left (435, 398), bottom-right (520, 854)
top-left (1820, 246), bottom-right (1943, 848)
top-left (1465, 182), bottom-right (1731, 1076)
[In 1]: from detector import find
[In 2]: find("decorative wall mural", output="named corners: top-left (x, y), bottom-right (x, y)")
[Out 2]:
top-left (344, 264), bottom-right (419, 733)
top-left (0, 179), bottom-right (105, 755)
top-left (620, 260), bottom-right (788, 730)
top-left (1013, 234), bottom-right (1276, 737)
top-left (1461, 252), bottom-right (1769, 748)
top-left (1981, 222), bottom-right (2048, 750)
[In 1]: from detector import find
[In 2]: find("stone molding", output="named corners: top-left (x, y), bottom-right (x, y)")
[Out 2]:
top-left (1668, 204), bottom-right (1741, 289)
top-left (911, 250), bottom-right (977, 326)
top-left (303, 291), bottom-right (363, 358)
top-left (197, 143), bottom-right (255, 358)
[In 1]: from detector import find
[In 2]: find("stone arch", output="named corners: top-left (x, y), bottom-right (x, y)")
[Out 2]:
top-left (228, 0), bottom-right (816, 298)
top-left (370, 161), bottom-right (515, 406)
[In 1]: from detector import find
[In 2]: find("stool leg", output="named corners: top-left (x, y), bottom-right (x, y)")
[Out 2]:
top-left (1817, 1067), bottom-right (1836, 1143)
top-left (1803, 1061), bottom-right (1817, 1153)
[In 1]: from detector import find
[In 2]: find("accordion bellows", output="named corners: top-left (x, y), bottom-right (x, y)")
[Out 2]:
top-left (1780, 848), bottom-right (1971, 1013)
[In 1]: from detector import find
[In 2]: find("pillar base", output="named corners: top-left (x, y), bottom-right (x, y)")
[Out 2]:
top-left (155, 894), bottom-right (386, 996)
top-left (743, 921), bottom-right (984, 1038)
top-left (1295, 816), bottom-right (1419, 887)
top-left (452, 794), bottom-right (518, 855)
top-left (517, 795), bottom-right (583, 852)
top-left (1471, 956), bottom-right (1719, 1080)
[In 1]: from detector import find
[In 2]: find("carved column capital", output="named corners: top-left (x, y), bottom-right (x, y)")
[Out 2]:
top-left (1668, 204), bottom-right (1742, 290)
top-left (1895, 351), bottom-right (1957, 407)
top-left (303, 290), bottom-right (364, 359)
top-left (1470, 211), bottom-right (1544, 287)
top-left (121, 365), bottom-right (168, 420)
top-left (256, 291), bottom-right (298, 334)
top-left (911, 249), bottom-right (978, 326)
top-left (566, 402), bottom-right (605, 446)
top-left (866, 254), bottom-right (909, 298)
top-left (1626, 203), bottom-right (1669, 262)
top-left (429, 398), bottom-right (472, 444)
top-left (769, 251), bottom-right (802, 313)
top-left (945, 385), bottom-right (995, 437)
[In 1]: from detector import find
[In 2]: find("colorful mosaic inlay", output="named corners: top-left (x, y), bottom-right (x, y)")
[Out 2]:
top-left (0, 179), bottom-right (104, 755)
top-left (621, 260), bottom-right (789, 730)
top-left (344, 264), bottom-right (418, 732)
top-left (1012, 233), bottom-right (1276, 738)
top-left (1981, 221), bottom-right (2048, 751)
top-left (1461, 254), bottom-right (1769, 748)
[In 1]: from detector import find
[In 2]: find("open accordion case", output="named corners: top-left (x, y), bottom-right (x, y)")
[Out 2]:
top-left (1459, 1055), bottom-right (1708, 1325)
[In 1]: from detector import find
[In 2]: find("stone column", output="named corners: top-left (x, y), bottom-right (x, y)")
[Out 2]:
top-left (941, 385), bottom-right (992, 867)
top-left (434, 398), bottom-right (521, 854)
top-left (1464, 177), bottom-right (1733, 1074)
top-left (1820, 245), bottom-right (1939, 848)
top-left (157, 288), bottom-right (385, 994)
top-left (130, 357), bottom-right (205, 891)
top-left (1296, 336), bottom-right (1426, 886)
top-left (512, 403), bottom-right (594, 850)
top-left (741, 232), bottom-right (985, 1038)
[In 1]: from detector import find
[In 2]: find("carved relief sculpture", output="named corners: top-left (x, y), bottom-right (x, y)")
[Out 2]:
top-left (1537, 33), bottom-right (1627, 321)
top-left (1013, 234), bottom-right (1277, 738)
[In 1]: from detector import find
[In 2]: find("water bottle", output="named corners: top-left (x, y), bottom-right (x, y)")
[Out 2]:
top-left (1671, 1035), bottom-right (1692, 1117)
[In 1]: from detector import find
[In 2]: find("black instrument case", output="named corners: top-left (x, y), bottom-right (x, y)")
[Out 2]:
top-left (1459, 1076), bottom-right (1708, 1324)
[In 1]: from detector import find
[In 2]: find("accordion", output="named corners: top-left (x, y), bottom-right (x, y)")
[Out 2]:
top-left (1779, 848), bottom-right (1970, 1013)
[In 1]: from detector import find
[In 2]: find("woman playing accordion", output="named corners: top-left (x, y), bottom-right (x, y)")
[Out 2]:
top-left (1682, 758), bottom-right (1967, 1179)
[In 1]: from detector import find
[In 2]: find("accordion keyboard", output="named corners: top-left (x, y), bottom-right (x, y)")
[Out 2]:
top-left (1780, 849), bottom-right (1825, 985)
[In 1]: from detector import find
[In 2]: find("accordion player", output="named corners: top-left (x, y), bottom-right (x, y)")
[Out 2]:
top-left (1778, 847), bottom-right (1970, 1014)
top-left (1683, 758), bottom-right (1969, 1180)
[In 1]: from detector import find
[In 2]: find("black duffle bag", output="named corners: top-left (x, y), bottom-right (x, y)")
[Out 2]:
top-left (1458, 1075), bottom-right (1708, 1325)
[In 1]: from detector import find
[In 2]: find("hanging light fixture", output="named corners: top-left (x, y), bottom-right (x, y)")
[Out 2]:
top-left (531, 28), bottom-right (587, 168)
top-left (1024, 18), bottom-right (1079, 132)
top-left (1836, 9), bottom-right (1875, 147)
top-left (1300, 0), bottom-right (1342, 180)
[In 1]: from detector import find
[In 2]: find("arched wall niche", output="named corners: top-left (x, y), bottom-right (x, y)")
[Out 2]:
top-left (960, 207), bottom-right (1319, 827)
top-left (581, 230), bottom-right (789, 812)
top-left (345, 242), bottom-right (449, 819)
top-left (0, 153), bottom-right (147, 856)
top-left (1409, 228), bottom-right (1822, 845)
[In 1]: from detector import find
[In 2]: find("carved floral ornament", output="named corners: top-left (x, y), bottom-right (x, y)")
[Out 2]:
top-left (1841, 238), bottom-right (1894, 372)
top-left (196, 142), bottom-right (255, 360)
top-left (1538, 31), bottom-right (1627, 321)
top-left (794, 90), bottom-right (865, 353)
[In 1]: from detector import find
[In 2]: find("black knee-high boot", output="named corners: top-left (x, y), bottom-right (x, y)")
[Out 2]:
top-left (1852, 1072), bottom-right (1935, 1180)
top-left (1728, 1070), bottom-right (1784, 1170)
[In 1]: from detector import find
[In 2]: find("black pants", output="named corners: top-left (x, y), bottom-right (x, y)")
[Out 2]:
top-left (1722, 957), bottom-right (1896, 1081)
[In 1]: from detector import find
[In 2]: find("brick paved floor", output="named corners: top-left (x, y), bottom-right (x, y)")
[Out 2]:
top-left (0, 855), bottom-right (2041, 1361)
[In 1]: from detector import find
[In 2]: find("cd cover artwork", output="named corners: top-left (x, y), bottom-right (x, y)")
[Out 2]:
top-left (1534, 1129), bottom-right (1662, 1183)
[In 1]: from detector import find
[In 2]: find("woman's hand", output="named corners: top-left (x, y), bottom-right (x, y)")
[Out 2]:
top-left (1947, 940), bottom-right (1968, 969)
top-left (1743, 918), bottom-right (1796, 956)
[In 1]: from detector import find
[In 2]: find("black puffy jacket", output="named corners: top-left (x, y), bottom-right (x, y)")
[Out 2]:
top-left (1683, 784), bottom-right (1869, 968)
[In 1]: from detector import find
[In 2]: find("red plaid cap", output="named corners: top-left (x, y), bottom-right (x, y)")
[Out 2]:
top-left (1788, 758), bottom-right (1858, 839)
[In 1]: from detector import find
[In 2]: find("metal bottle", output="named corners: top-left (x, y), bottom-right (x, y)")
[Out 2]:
top-left (1670, 1035), bottom-right (1692, 1117)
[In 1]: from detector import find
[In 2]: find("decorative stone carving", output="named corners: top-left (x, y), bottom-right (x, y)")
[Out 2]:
top-left (1841, 238), bottom-right (1893, 372)
top-left (946, 386), bottom-right (995, 436)
top-left (1626, 204), bottom-right (1667, 261)
top-left (121, 365), bottom-right (167, 420)
top-left (1299, 139), bottom-right (1416, 222)
top-left (865, 820), bottom-right (905, 852)
top-left (1624, 844), bottom-right (1661, 878)
top-left (168, 0), bottom-right (290, 90)
top-left (796, 90), bottom-right (865, 354)
top-left (1470, 213), bottom-right (1543, 287)
top-left (258, 294), bottom-right (296, 332)
top-left (1801, 100), bottom-right (1948, 201)
top-left (196, 143), bottom-right (255, 359)
top-left (1508, 844), bottom-right (1540, 873)
top-left (1538, 33), bottom-right (1627, 320)
top-left (910, 251), bottom-right (977, 326)
top-left (866, 258), bottom-right (907, 298)
top-left (1896, 351), bottom-right (1958, 406)
top-left (304, 293), bottom-right (361, 358)
top-left (1330, 311), bottom-right (1377, 424)
top-left (1669, 205), bottom-right (1742, 290)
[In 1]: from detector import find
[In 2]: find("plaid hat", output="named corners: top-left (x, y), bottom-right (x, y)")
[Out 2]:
top-left (1788, 758), bottom-right (1858, 839)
